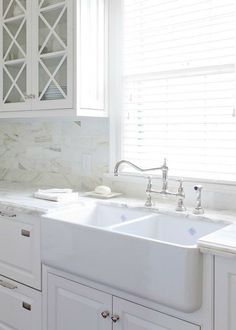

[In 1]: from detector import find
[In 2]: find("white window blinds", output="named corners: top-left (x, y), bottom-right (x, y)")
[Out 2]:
top-left (121, 0), bottom-right (236, 181)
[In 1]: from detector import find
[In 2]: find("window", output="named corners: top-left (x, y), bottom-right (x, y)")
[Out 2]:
top-left (119, 0), bottom-right (236, 181)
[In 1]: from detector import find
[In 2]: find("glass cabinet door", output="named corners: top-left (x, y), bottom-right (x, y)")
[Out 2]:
top-left (1, 0), bottom-right (31, 110)
top-left (33, 0), bottom-right (73, 110)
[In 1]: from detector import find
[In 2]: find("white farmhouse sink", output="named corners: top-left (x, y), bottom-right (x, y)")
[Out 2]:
top-left (44, 203), bottom-right (148, 227)
top-left (111, 214), bottom-right (222, 247)
top-left (42, 202), bottom-right (226, 313)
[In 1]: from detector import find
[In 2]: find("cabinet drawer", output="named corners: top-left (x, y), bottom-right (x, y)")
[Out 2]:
top-left (0, 275), bottom-right (41, 330)
top-left (0, 211), bottom-right (41, 289)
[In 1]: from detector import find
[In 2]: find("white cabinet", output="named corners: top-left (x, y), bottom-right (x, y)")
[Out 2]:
top-left (0, 274), bottom-right (41, 330)
top-left (215, 256), bottom-right (236, 330)
top-left (113, 297), bottom-right (200, 330)
top-left (46, 272), bottom-right (200, 330)
top-left (0, 211), bottom-right (41, 290)
top-left (47, 273), bottom-right (112, 330)
top-left (0, 0), bottom-right (107, 117)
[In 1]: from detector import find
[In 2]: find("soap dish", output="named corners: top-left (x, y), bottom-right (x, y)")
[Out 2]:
top-left (85, 191), bottom-right (122, 199)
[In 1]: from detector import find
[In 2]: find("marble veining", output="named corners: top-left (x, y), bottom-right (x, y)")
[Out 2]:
top-left (0, 117), bottom-right (109, 190)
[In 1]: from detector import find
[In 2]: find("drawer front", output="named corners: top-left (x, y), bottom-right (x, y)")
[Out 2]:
top-left (0, 275), bottom-right (41, 330)
top-left (0, 212), bottom-right (41, 289)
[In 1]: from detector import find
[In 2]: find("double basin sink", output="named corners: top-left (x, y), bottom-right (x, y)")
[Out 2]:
top-left (42, 201), bottom-right (226, 312)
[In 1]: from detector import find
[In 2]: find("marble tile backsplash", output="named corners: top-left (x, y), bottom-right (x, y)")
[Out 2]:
top-left (0, 117), bottom-right (109, 190)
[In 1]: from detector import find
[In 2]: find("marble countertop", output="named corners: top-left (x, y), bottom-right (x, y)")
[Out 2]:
top-left (0, 181), bottom-right (235, 255)
top-left (0, 182), bottom-right (82, 214)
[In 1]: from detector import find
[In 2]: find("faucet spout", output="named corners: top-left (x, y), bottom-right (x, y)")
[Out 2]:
top-left (114, 160), bottom-right (165, 177)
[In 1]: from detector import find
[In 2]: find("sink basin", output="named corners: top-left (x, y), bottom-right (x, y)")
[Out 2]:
top-left (45, 203), bottom-right (148, 228)
top-left (42, 203), bottom-right (227, 313)
top-left (111, 214), bottom-right (223, 247)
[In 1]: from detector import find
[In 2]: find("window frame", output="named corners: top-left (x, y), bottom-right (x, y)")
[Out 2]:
top-left (108, 0), bottom-right (236, 187)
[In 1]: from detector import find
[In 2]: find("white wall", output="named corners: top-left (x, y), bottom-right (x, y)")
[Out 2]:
top-left (0, 117), bottom-right (109, 190)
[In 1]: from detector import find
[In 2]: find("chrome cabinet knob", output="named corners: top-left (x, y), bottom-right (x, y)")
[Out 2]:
top-left (111, 315), bottom-right (120, 323)
top-left (101, 311), bottom-right (110, 319)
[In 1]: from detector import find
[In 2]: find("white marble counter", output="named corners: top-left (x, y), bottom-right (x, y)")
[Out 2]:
top-left (0, 182), bottom-right (82, 214)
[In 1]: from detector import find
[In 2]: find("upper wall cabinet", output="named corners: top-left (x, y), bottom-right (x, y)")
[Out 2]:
top-left (0, 0), bottom-right (108, 117)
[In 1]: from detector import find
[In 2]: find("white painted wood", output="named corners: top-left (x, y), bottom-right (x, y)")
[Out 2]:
top-left (47, 273), bottom-right (112, 330)
top-left (0, 212), bottom-right (41, 290)
top-left (0, 274), bottom-right (41, 330)
top-left (113, 297), bottom-right (200, 330)
top-left (215, 256), bottom-right (236, 330)
top-left (78, 0), bottom-right (108, 114)
top-left (0, 0), bottom-right (107, 117)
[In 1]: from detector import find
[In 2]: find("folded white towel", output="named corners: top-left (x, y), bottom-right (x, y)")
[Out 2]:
top-left (33, 189), bottom-right (79, 202)
top-left (37, 188), bottom-right (73, 194)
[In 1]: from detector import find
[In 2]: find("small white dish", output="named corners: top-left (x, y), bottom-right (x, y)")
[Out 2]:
top-left (84, 191), bottom-right (122, 199)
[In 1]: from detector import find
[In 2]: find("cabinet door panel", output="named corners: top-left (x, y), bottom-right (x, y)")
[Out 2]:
top-left (47, 273), bottom-right (112, 330)
top-left (32, 0), bottom-right (74, 110)
top-left (113, 298), bottom-right (200, 330)
top-left (0, 275), bottom-right (41, 330)
top-left (215, 256), bottom-right (236, 330)
top-left (0, 0), bottom-right (32, 111)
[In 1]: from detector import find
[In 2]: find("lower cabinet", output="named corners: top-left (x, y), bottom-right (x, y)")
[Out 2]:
top-left (215, 256), bottom-right (236, 330)
top-left (47, 273), bottom-right (112, 330)
top-left (47, 273), bottom-right (200, 330)
top-left (113, 298), bottom-right (200, 330)
top-left (0, 275), bottom-right (41, 330)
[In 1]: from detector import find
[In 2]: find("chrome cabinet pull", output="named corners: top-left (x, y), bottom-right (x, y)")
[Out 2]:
top-left (22, 302), bottom-right (31, 311)
top-left (101, 311), bottom-right (110, 319)
top-left (111, 315), bottom-right (120, 323)
top-left (0, 211), bottom-right (16, 218)
top-left (0, 280), bottom-right (17, 290)
top-left (21, 229), bottom-right (30, 237)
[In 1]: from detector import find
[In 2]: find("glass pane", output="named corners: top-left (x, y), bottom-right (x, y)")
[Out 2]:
top-left (3, 18), bottom-right (26, 61)
top-left (5, 0), bottom-right (25, 19)
top-left (3, 63), bottom-right (26, 103)
top-left (38, 62), bottom-right (50, 97)
top-left (54, 9), bottom-right (67, 46)
top-left (54, 58), bottom-right (67, 95)
top-left (5, 86), bottom-right (23, 103)
top-left (40, 0), bottom-right (65, 8)
top-left (41, 82), bottom-right (65, 100)
top-left (41, 35), bottom-right (64, 54)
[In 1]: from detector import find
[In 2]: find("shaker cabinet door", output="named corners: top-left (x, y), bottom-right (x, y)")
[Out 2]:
top-left (113, 297), bottom-right (200, 330)
top-left (47, 273), bottom-right (112, 330)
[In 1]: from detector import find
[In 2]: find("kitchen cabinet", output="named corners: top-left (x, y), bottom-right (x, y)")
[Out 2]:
top-left (215, 256), bottom-right (236, 330)
top-left (0, 274), bottom-right (41, 330)
top-left (0, 0), bottom-right (107, 117)
top-left (46, 272), bottom-right (200, 330)
top-left (47, 273), bottom-right (112, 330)
top-left (113, 297), bottom-right (200, 330)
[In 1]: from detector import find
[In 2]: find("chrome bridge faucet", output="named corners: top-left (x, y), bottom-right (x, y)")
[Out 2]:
top-left (114, 159), bottom-right (186, 211)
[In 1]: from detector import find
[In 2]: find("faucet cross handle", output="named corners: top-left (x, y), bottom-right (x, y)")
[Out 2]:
top-left (145, 176), bottom-right (153, 207)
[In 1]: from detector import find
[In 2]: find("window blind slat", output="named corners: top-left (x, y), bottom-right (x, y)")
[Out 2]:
top-left (121, 0), bottom-right (236, 181)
